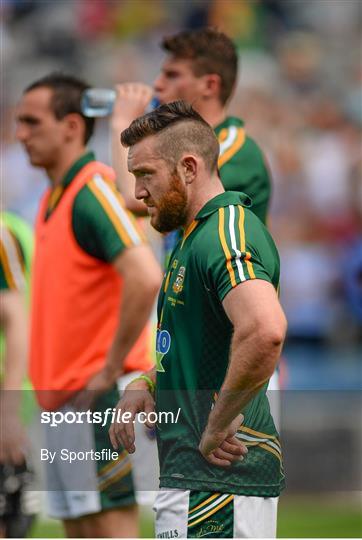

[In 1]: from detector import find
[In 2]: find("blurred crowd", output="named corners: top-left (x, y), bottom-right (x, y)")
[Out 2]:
top-left (2, 0), bottom-right (362, 347)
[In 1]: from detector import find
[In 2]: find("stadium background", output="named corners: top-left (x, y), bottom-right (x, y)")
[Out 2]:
top-left (1, 0), bottom-right (361, 537)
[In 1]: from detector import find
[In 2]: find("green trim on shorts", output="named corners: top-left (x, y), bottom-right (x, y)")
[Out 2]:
top-left (93, 386), bottom-right (136, 509)
top-left (187, 491), bottom-right (234, 538)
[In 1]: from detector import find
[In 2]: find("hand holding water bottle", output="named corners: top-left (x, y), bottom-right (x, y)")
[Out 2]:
top-left (111, 83), bottom-right (154, 132)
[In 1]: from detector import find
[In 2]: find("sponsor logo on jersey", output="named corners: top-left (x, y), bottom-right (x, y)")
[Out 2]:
top-left (195, 520), bottom-right (224, 538)
top-left (156, 328), bottom-right (171, 372)
top-left (157, 529), bottom-right (179, 538)
top-left (172, 266), bottom-right (185, 294)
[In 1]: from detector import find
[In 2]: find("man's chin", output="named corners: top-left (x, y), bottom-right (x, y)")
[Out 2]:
top-left (27, 154), bottom-right (42, 167)
top-left (151, 218), bottom-right (181, 234)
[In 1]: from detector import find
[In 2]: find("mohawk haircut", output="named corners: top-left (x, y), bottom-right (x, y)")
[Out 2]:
top-left (121, 101), bottom-right (220, 173)
top-left (161, 28), bottom-right (238, 105)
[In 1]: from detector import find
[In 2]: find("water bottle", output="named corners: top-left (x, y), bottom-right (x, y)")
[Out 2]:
top-left (81, 88), bottom-right (159, 117)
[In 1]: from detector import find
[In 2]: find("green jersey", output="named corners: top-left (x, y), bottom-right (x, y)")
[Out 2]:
top-left (0, 212), bottom-right (34, 411)
top-left (156, 191), bottom-right (284, 497)
top-left (0, 212), bottom-right (33, 294)
top-left (215, 116), bottom-right (271, 224)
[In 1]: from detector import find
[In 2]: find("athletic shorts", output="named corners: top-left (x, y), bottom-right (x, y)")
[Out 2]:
top-left (43, 386), bottom-right (135, 519)
top-left (154, 489), bottom-right (278, 538)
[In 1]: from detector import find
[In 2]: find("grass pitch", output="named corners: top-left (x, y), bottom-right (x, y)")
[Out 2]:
top-left (30, 494), bottom-right (362, 538)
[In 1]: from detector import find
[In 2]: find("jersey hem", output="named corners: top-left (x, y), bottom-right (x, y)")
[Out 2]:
top-left (159, 476), bottom-right (285, 497)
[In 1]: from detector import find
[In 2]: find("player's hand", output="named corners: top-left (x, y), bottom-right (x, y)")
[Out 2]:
top-left (71, 366), bottom-right (116, 411)
top-left (0, 412), bottom-right (27, 465)
top-left (109, 378), bottom-right (155, 454)
top-left (111, 83), bottom-right (153, 131)
top-left (199, 414), bottom-right (248, 467)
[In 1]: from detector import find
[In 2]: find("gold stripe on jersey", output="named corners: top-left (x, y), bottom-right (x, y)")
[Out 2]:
top-left (163, 270), bottom-right (171, 293)
top-left (239, 426), bottom-right (281, 446)
top-left (88, 179), bottom-right (135, 247)
top-left (0, 240), bottom-right (16, 289)
top-left (259, 442), bottom-right (282, 462)
top-left (237, 432), bottom-right (282, 452)
top-left (0, 226), bottom-right (25, 290)
top-left (188, 494), bottom-right (234, 528)
top-left (188, 492), bottom-right (220, 515)
top-left (98, 461), bottom-right (132, 491)
top-left (181, 220), bottom-right (198, 249)
top-left (218, 208), bottom-right (236, 287)
top-left (47, 185), bottom-right (64, 214)
top-left (218, 128), bottom-right (229, 144)
top-left (238, 205), bottom-right (255, 279)
top-left (98, 450), bottom-right (128, 476)
top-left (218, 127), bottom-right (245, 168)
top-left (188, 494), bottom-right (228, 522)
top-left (107, 181), bottom-right (147, 243)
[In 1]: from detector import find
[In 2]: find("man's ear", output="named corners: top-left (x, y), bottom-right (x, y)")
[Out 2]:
top-left (180, 155), bottom-right (198, 185)
top-left (202, 73), bottom-right (222, 99)
top-left (64, 113), bottom-right (84, 142)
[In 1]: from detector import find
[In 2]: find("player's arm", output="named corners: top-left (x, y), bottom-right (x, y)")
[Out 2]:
top-left (111, 83), bottom-right (152, 215)
top-left (103, 248), bottom-right (161, 380)
top-left (0, 231), bottom-right (28, 464)
top-left (71, 179), bottom-right (162, 409)
top-left (199, 280), bottom-right (287, 465)
top-left (109, 366), bottom-right (156, 453)
top-left (74, 245), bottom-right (161, 408)
top-left (197, 205), bottom-right (287, 465)
top-left (0, 290), bottom-right (28, 391)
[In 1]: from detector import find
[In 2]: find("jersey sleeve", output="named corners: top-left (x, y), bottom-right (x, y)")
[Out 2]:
top-left (218, 130), bottom-right (271, 225)
top-left (72, 174), bottom-right (145, 262)
top-left (200, 205), bottom-right (276, 302)
top-left (0, 224), bottom-right (26, 291)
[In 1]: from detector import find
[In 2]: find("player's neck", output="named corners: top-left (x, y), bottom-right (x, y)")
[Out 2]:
top-left (46, 145), bottom-right (87, 187)
top-left (198, 101), bottom-right (227, 128)
top-left (184, 174), bottom-right (224, 229)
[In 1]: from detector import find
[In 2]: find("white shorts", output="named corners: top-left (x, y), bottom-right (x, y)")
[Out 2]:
top-left (154, 489), bottom-right (278, 538)
top-left (42, 387), bottom-right (135, 519)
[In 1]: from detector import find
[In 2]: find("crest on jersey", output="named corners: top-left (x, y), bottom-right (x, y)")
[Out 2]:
top-left (172, 266), bottom-right (185, 294)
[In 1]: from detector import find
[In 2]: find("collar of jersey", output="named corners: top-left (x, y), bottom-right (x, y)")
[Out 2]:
top-left (214, 115), bottom-right (245, 134)
top-left (62, 150), bottom-right (96, 188)
top-left (196, 191), bottom-right (252, 220)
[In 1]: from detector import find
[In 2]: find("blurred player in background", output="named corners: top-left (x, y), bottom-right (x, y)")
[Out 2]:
top-left (0, 212), bottom-right (39, 537)
top-left (15, 73), bottom-right (162, 538)
top-left (110, 101), bottom-right (287, 538)
top-left (111, 27), bottom-right (271, 224)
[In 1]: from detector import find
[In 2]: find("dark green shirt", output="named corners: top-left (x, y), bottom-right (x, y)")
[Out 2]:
top-left (0, 215), bottom-right (30, 292)
top-left (215, 116), bottom-right (271, 224)
top-left (156, 192), bottom-right (284, 496)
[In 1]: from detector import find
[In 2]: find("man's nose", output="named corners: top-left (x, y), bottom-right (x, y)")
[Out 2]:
top-left (15, 123), bottom-right (27, 142)
top-left (153, 73), bottom-right (164, 93)
top-left (134, 182), bottom-right (149, 201)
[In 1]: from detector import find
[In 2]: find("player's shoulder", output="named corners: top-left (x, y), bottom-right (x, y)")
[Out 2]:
top-left (191, 193), bottom-right (253, 255)
top-left (74, 172), bottom-right (125, 220)
top-left (217, 116), bottom-right (265, 165)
